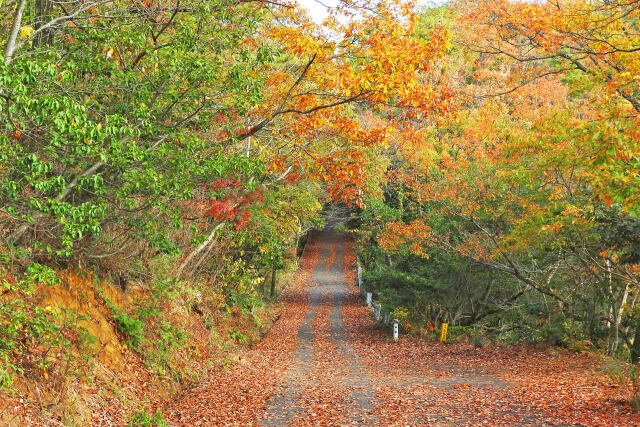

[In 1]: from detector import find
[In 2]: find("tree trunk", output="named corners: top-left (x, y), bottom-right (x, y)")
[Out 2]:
top-left (4, 0), bottom-right (27, 65)
top-left (35, 0), bottom-right (56, 47)
top-left (270, 267), bottom-right (277, 298)
top-left (611, 283), bottom-right (630, 355)
top-left (631, 319), bottom-right (640, 365)
top-left (176, 221), bottom-right (225, 278)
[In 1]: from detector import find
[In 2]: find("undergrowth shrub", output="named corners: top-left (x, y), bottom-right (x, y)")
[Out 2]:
top-left (229, 328), bottom-right (248, 344)
top-left (604, 360), bottom-right (640, 410)
top-left (112, 310), bottom-right (145, 350)
top-left (128, 409), bottom-right (167, 427)
top-left (143, 319), bottom-right (187, 379)
top-left (446, 325), bottom-right (472, 342)
top-left (101, 292), bottom-right (144, 350)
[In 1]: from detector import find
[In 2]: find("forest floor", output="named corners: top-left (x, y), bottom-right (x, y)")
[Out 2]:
top-left (162, 228), bottom-right (640, 426)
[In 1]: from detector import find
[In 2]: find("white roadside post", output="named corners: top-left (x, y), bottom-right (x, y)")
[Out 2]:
top-left (357, 257), bottom-right (363, 295)
top-left (366, 292), bottom-right (372, 307)
top-left (374, 304), bottom-right (381, 320)
top-left (393, 319), bottom-right (399, 341)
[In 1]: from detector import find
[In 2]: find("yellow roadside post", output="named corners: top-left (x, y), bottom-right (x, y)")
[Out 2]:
top-left (440, 323), bottom-right (448, 343)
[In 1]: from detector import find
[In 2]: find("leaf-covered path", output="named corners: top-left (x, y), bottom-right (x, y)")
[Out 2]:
top-left (164, 229), bottom-right (640, 426)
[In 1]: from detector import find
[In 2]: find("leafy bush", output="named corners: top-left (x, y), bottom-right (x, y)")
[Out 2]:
top-left (447, 325), bottom-right (472, 342)
top-left (128, 409), bottom-right (167, 427)
top-left (390, 306), bottom-right (411, 323)
top-left (100, 291), bottom-right (145, 350)
top-left (144, 319), bottom-right (187, 378)
top-left (229, 329), bottom-right (248, 344)
top-left (112, 310), bottom-right (145, 350)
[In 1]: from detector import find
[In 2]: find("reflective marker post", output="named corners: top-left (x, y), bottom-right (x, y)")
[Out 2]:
top-left (357, 257), bottom-right (363, 296)
top-left (440, 323), bottom-right (448, 343)
top-left (393, 319), bottom-right (399, 341)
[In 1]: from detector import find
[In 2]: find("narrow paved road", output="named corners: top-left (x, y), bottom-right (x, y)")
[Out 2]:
top-left (165, 228), bottom-right (640, 426)
top-left (261, 230), bottom-right (376, 425)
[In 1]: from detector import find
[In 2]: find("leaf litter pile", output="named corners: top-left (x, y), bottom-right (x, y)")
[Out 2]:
top-left (164, 229), bottom-right (640, 426)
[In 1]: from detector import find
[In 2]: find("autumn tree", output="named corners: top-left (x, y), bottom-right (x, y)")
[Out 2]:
top-left (357, 2), bottom-right (640, 359)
